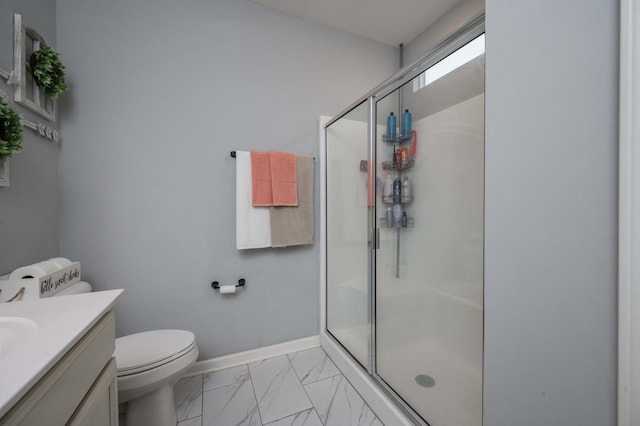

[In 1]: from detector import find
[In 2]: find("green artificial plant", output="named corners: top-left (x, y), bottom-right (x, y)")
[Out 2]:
top-left (0, 99), bottom-right (24, 160)
top-left (31, 44), bottom-right (69, 99)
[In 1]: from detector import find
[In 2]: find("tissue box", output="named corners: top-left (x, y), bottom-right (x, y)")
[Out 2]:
top-left (0, 262), bottom-right (81, 302)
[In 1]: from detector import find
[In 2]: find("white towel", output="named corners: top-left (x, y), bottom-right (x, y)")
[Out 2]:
top-left (236, 151), bottom-right (272, 249)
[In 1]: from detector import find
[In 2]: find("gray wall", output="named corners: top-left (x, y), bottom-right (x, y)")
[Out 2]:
top-left (2, 1), bottom-right (619, 422)
top-left (484, 1), bottom-right (618, 425)
top-left (0, 1), bottom-right (59, 274)
top-left (56, 0), bottom-right (397, 359)
top-left (404, 0), bottom-right (484, 64)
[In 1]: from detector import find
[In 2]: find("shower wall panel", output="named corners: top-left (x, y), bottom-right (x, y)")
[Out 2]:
top-left (375, 94), bottom-right (484, 426)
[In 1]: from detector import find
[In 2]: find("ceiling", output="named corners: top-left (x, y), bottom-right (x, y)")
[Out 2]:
top-left (250, 0), bottom-right (462, 47)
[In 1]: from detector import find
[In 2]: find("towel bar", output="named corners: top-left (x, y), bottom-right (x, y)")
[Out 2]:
top-left (230, 151), bottom-right (314, 160)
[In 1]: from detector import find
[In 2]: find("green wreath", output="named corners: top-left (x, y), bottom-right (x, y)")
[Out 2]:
top-left (0, 99), bottom-right (24, 160)
top-left (31, 45), bottom-right (69, 99)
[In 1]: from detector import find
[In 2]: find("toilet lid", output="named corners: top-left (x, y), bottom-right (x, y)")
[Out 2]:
top-left (115, 330), bottom-right (196, 375)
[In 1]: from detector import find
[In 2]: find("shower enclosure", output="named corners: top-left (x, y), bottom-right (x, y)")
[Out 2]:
top-left (321, 15), bottom-right (484, 426)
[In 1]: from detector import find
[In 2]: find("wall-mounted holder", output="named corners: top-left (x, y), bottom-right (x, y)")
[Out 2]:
top-left (211, 278), bottom-right (246, 294)
top-left (20, 117), bottom-right (59, 142)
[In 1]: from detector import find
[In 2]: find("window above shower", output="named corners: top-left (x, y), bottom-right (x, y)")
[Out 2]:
top-left (413, 33), bottom-right (485, 92)
top-left (408, 32), bottom-right (485, 121)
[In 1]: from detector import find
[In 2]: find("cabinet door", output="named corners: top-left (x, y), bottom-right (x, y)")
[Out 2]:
top-left (68, 358), bottom-right (118, 426)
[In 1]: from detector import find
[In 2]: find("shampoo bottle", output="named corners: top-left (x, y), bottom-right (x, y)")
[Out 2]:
top-left (383, 174), bottom-right (393, 203)
top-left (402, 109), bottom-right (412, 139)
top-left (385, 207), bottom-right (393, 228)
top-left (401, 176), bottom-right (411, 203)
top-left (392, 178), bottom-right (402, 228)
top-left (393, 178), bottom-right (401, 204)
top-left (386, 112), bottom-right (396, 141)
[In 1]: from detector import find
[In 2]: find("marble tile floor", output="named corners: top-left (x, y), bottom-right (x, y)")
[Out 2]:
top-left (173, 346), bottom-right (384, 426)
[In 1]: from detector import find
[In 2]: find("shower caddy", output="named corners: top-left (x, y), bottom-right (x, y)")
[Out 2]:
top-left (379, 128), bottom-right (416, 230)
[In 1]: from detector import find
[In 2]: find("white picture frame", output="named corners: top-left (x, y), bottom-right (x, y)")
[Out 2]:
top-left (0, 157), bottom-right (10, 187)
top-left (13, 13), bottom-right (56, 122)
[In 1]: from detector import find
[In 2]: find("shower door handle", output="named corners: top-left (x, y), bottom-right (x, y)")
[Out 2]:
top-left (368, 227), bottom-right (380, 250)
top-left (375, 227), bottom-right (380, 249)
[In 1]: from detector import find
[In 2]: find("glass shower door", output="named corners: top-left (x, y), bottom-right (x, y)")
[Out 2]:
top-left (325, 101), bottom-right (372, 368)
top-left (374, 34), bottom-right (485, 426)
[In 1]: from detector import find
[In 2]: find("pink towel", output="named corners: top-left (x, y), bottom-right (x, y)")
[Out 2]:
top-left (251, 151), bottom-right (273, 207)
top-left (269, 151), bottom-right (298, 206)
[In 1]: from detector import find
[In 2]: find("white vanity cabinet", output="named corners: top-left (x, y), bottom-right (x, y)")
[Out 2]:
top-left (1, 312), bottom-right (117, 425)
top-left (0, 290), bottom-right (122, 426)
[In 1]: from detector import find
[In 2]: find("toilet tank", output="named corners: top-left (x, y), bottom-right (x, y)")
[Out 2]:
top-left (54, 282), bottom-right (93, 296)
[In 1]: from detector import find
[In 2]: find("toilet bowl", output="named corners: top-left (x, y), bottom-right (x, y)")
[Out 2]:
top-left (116, 329), bottom-right (198, 426)
top-left (53, 282), bottom-right (199, 426)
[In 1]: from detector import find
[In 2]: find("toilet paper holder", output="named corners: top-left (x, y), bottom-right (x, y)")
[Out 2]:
top-left (211, 278), bottom-right (246, 290)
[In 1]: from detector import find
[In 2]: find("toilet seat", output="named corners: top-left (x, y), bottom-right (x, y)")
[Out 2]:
top-left (116, 330), bottom-right (196, 376)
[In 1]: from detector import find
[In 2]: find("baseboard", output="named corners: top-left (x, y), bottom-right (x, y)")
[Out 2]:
top-left (183, 335), bottom-right (320, 377)
top-left (320, 332), bottom-right (411, 426)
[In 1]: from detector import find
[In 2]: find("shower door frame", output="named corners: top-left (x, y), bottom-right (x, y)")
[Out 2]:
top-left (619, 0), bottom-right (640, 424)
top-left (321, 13), bottom-right (485, 426)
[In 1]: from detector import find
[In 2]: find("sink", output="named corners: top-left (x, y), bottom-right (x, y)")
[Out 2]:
top-left (0, 316), bottom-right (39, 359)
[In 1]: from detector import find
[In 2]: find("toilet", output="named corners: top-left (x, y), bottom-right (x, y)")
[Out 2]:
top-left (55, 281), bottom-right (199, 426)
top-left (115, 329), bottom-right (198, 426)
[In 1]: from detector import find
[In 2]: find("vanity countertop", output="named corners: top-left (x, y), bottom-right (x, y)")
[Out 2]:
top-left (0, 289), bottom-right (123, 418)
